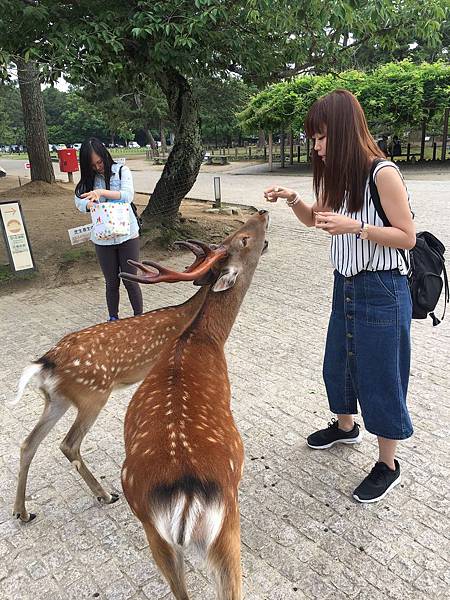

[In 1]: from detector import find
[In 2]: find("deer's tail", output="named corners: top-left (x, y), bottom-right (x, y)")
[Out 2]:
top-left (150, 475), bottom-right (224, 554)
top-left (11, 357), bottom-right (59, 407)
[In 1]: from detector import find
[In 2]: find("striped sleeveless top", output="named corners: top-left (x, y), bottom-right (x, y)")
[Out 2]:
top-left (330, 160), bottom-right (410, 277)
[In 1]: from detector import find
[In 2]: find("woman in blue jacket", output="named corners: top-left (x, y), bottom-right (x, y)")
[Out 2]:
top-left (75, 138), bottom-right (143, 321)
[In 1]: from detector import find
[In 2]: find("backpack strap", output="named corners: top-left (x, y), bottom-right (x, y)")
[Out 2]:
top-left (118, 165), bottom-right (123, 180)
top-left (369, 159), bottom-right (409, 271)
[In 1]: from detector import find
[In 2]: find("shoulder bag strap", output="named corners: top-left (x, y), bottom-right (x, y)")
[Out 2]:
top-left (369, 159), bottom-right (409, 270)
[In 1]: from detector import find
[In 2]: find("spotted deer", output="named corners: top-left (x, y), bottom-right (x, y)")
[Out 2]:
top-left (11, 241), bottom-right (223, 523)
top-left (120, 210), bottom-right (270, 600)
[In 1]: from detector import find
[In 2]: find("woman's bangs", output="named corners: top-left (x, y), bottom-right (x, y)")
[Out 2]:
top-left (305, 99), bottom-right (327, 138)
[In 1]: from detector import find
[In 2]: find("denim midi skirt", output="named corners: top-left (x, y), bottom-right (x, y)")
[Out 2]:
top-left (323, 269), bottom-right (413, 440)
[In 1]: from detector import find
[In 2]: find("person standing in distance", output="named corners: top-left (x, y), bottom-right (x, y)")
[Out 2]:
top-left (74, 138), bottom-right (143, 321)
top-left (264, 89), bottom-right (415, 503)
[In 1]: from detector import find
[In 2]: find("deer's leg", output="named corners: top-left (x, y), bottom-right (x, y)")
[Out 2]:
top-left (59, 398), bottom-right (119, 504)
top-left (208, 508), bottom-right (242, 600)
top-left (13, 391), bottom-right (70, 522)
top-left (143, 521), bottom-right (190, 600)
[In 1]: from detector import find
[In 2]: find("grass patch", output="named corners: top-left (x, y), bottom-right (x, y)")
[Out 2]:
top-left (60, 246), bottom-right (95, 266)
top-left (0, 263), bottom-right (37, 284)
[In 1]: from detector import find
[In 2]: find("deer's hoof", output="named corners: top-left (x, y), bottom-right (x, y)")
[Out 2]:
top-left (13, 511), bottom-right (37, 523)
top-left (97, 492), bottom-right (119, 505)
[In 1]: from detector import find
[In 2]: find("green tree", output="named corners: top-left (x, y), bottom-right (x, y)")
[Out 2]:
top-left (1, 1), bottom-right (448, 215)
top-left (239, 61), bottom-right (450, 141)
top-left (0, 82), bottom-right (23, 144)
top-left (194, 76), bottom-right (257, 146)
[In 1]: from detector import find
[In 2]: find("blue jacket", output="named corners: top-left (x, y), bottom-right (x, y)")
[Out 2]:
top-left (74, 162), bottom-right (139, 245)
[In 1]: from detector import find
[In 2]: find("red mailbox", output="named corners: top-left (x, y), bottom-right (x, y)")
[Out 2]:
top-left (57, 148), bottom-right (79, 173)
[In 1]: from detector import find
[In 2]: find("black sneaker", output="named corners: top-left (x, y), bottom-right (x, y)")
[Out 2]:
top-left (353, 460), bottom-right (401, 503)
top-left (307, 419), bottom-right (362, 449)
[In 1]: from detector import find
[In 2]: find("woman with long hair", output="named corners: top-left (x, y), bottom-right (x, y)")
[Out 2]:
top-left (74, 138), bottom-right (143, 321)
top-left (264, 90), bottom-right (415, 503)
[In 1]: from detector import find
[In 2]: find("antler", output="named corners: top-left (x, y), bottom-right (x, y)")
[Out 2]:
top-left (120, 241), bottom-right (228, 284)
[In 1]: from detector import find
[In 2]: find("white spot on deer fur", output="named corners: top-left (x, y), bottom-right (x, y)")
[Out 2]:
top-left (73, 359), bottom-right (80, 366)
top-left (165, 410), bottom-right (173, 415)
top-left (101, 365), bottom-right (107, 372)
top-left (170, 450), bottom-right (176, 456)
top-left (206, 437), bottom-right (217, 443)
top-left (229, 459), bottom-right (234, 471)
top-left (171, 441), bottom-right (176, 448)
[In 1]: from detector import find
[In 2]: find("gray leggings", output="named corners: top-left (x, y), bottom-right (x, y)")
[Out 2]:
top-left (95, 237), bottom-right (143, 318)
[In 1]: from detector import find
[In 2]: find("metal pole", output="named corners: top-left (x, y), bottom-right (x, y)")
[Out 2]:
top-left (441, 107), bottom-right (449, 161)
top-left (213, 176), bottom-right (222, 209)
top-left (268, 132), bottom-right (273, 172)
top-left (289, 129), bottom-right (294, 165)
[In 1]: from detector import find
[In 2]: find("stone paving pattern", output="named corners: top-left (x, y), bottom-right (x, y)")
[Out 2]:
top-left (1, 167), bottom-right (449, 599)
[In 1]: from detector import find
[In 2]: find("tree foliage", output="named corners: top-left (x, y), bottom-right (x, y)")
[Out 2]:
top-left (239, 61), bottom-right (450, 135)
top-left (0, 0), bottom-right (448, 207)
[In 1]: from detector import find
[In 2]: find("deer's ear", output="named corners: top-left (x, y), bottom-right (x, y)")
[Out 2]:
top-left (212, 267), bottom-right (238, 292)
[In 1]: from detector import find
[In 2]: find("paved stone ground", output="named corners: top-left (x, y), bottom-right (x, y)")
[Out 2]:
top-left (1, 169), bottom-right (449, 599)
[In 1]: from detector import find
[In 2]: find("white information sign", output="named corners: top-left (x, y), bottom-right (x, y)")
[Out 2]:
top-left (68, 223), bottom-right (93, 245)
top-left (0, 200), bottom-right (35, 272)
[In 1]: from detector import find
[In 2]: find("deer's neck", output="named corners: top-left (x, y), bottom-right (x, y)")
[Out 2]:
top-left (140, 285), bottom-right (209, 335)
top-left (190, 279), bottom-right (251, 344)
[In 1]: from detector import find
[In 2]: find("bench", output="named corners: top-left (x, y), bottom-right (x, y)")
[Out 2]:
top-left (206, 155), bottom-right (229, 166)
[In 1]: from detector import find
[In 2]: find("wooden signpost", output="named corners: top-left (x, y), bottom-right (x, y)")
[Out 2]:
top-left (0, 200), bottom-right (35, 273)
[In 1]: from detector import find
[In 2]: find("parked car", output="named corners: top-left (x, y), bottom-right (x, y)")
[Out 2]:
top-left (56, 143), bottom-right (66, 151)
top-left (128, 141), bottom-right (140, 148)
top-left (72, 143), bottom-right (82, 150)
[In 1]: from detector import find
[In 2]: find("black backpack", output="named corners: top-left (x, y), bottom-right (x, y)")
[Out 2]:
top-left (118, 165), bottom-right (143, 235)
top-left (369, 160), bottom-right (449, 326)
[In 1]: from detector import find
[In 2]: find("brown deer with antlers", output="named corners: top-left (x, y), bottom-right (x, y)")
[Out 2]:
top-left (120, 210), bottom-right (269, 600)
top-left (11, 239), bottom-right (223, 523)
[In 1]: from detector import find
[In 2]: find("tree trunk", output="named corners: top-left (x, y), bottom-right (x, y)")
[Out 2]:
top-left (142, 69), bottom-right (204, 224)
top-left (16, 58), bottom-right (55, 184)
top-left (159, 120), bottom-right (167, 154)
top-left (420, 119), bottom-right (427, 161)
top-left (145, 128), bottom-right (158, 151)
top-left (257, 129), bottom-right (266, 148)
